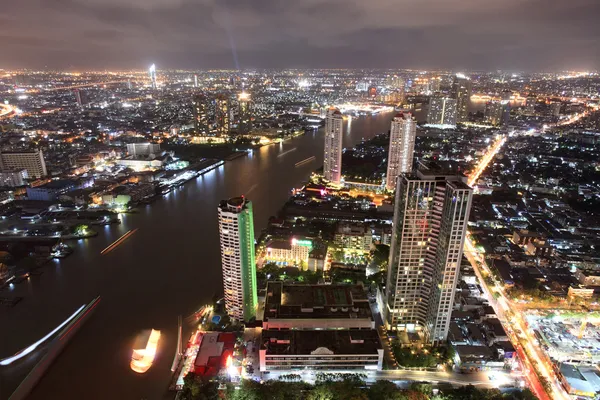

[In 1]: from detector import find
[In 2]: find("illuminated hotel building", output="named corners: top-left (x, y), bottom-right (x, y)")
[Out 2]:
top-left (0, 149), bottom-right (47, 179)
top-left (218, 196), bottom-right (258, 322)
top-left (215, 94), bottom-right (231, 135)
top-left (385, 113), bottom-right (416, 191)
top-left (427, 96), bottom-right (457, 126)
top-left (385, 168), bottom-right (472, 344)
top-left (192, 94), bottom-right (210, 135)
top-left (451, 74), bottom-right (471, 123)
top-left (323, 108), bottom-right (343, 184)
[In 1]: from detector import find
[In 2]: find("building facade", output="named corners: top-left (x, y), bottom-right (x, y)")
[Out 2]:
top-left (259, 329), bottom-right (383, 372)
top-left (385, 112), bottom-right (417, 191)
top-left (484, 101), bottom-right (503, 126)
top-left (385, 170), bottom-right (473, 344)
top-left (265, 237), bottom-right (312, 266)
top-left (215, 94), bottom-right (231, 135)
top-left (237, 92), bottom-right (252, 134)
top-left (323, 108), bottom-right (343, 184)
top-left (218, 197), bottom-right (258, 322)
top-left (0, 169), bottom-right (28, 187)
top-left (0, 150), bottom-right (47, 179)
top-left (428, 96), bottom-right (457, 126)
top-left (451, 74), bottom-right (472, 123)
top-left (192, 94), bottom-right (211, 135)
top-left (149, 64), bottom-right (157, 90)
top-left (334, 222), bottom-right (373, 252)
top-left (126, 143), bottom-right (161, 157)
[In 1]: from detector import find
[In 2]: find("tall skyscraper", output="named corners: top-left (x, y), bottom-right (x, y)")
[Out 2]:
top-left (484, 101), bottom-right (503, 126)
top-left (192, 94), bottom-right (210, 135)
top-left (429, 77), bottom-right (442, 93)
top-left (500, 90), bottom-right (512, 126)
top-left (386, 75), bottom-right (404, 91)
top-left (194, 74), bottom-right (198, 88)
top-left (323, 108), bottom-right (343, 184)
top-left (525, 96), bottom-right (537, 115)
top-left (451, 74), bottom-right (471, 123)
top-left (218, 196), bottom-right (258, 322)
top-left (149, 64), bottom-right (157, 90)
top-left (385, 168), bottom-right (472, 344)
top-left (385, 112), bottom-right (417, 191)
top-left (74, 89), bottom-right (83, 108)
top-left (237, 92), bottom-right (252, 134)
top-left (427, 96), bottom-right (457, 126)
top-left (215, 94), bottom-right (231, 135)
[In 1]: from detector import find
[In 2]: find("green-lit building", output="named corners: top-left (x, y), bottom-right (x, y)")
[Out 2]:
top-left (217, 196), bottom-right (258, 322)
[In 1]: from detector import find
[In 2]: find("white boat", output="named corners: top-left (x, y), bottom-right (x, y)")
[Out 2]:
top-left (130, 329), bottom-right (161, 373)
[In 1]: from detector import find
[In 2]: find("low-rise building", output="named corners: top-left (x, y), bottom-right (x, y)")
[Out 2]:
top-left (264, 237), bottom-right (312, 267)
top-left (263, 281), bottom-right (374, 330)
top-left (0, 169), bottom-right (28, 187)
top-left (26, 179), bottom-right (77, 201)
top-left (308, 246), bottom-right (327, 272)
top-left (558, 363), bottom-right (600, 398)
top-left (334, 222), bottom-right (372, 252)
top-left (259, 329), bottom-right (383, 372)
top-left (0, 149), bottom-right (47, 178)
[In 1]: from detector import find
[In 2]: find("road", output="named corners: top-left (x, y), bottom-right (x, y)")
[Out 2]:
top-left (265, 369), bottom-right (512, 389)
top-left (463, 134), bottom-right (569, 400)
top-left (467, 135), bottom-right (506, 187)
top-left (0, 103), bottom-right (16, 119)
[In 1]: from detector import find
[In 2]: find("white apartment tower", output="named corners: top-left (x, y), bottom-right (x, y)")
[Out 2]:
top-left (217, 196), bottom-right (258, 322)
top-left (385, 112), bottom-right (417, 191)
top-left (323, 108), bottom-right (343, 184)
top-left (0, 149), bottom-right (47, 179)
top-left (427, 96), bottom-right (458, 126)
top-left (384, 168), bottom-right (473, 344)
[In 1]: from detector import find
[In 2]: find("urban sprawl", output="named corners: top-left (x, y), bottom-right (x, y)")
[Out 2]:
top-left (1, 68), bottom-right (600, 400)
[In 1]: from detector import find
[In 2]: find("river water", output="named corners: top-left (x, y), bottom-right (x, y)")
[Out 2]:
top-left (0, 112), bottom-right (395, 400)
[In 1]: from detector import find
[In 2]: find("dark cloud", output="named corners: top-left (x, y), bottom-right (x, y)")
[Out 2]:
top-left (2, 0), bottom-right (599, 70)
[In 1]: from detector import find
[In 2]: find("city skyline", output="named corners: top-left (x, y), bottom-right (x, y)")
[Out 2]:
top-left (2, 1), bottom-right (600, 71)
top-left (1, 63), bottom-right (599, 399)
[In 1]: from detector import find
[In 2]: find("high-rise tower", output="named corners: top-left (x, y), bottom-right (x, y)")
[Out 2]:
top-left (215, 94), bottom-right (231, 135)
top-left (451, 74), bottom-right (471, 123)
top-left (149, 64), bottom-right (157, 90)
top-left (218, 196), bottom-right (258, 322)
top-left (385, 168), bottom-right (472, 344)
top-left (323, 108), bottom-right (343, 184)
top-left (237, 92), bottom-right (252, 134)
top-left (427, 96), bottom-right (457, 126)
top-left (385, 112), bottom-right (417, 191)
top-left (192, 94), bottom-right (210, 135)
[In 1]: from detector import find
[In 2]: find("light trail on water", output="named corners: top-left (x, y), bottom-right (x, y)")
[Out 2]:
top-left (0, 304), bottom-right (86, 366)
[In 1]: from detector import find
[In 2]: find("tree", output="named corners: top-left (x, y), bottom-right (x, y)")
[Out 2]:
top-left (368, 380), bottom-right (407, 400)
top-left (371, 244), bottom-right (390, 272)
top-left (180, 373), bottom-right (218, 400)
top-left (73, 224), bottom-right (90, 236)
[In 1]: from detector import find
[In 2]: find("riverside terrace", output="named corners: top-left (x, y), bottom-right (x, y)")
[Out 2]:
top-left (262, 281), bottom-right (374, 330)
top-left (259, 329), bottom-right (384, 372)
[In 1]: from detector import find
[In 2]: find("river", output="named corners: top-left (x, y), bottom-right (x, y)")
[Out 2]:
top-left (0, 112), bottom-right (395, 400)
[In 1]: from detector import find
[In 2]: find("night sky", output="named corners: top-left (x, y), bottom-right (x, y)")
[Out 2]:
top-left (3, 0), bottom-right (600, 70)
